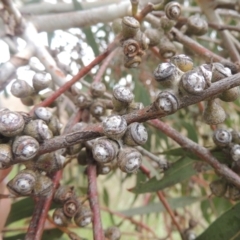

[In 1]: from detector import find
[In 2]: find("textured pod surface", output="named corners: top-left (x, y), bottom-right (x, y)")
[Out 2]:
top-left (0, 144), bottom-right (13, 169)
top-left (33, 174), bottom-right (53, 197)
top-left (12, 135), bottom-right (39, 161)
top-left (54, 185), bottom-right (75, 204)
top-left (105, 226), bottom-right (121, 240)
top-left (203, 100), bottom-right (226, 125)
top-left (35, 152), bottom-right (65, 173)
top-left (7, 169), bottom-right (37, 196)
top-left (90, 101), bottom-right (106, 117)
top-left (209, 178), bottom-right (227, 197)
top-left (53, 208), bottom-right (70, 226)
top-left (213, 129), bottom-right (232, 147)
top-left (102, 115), bottom-right (127, 140)
top-left (24, 119), bottom-right (53, 142)
top-left (75, 92), bottom-right (92, 109)
top-left (154, 91), bottom-right (179, 114)
top-left (219, 87), bottom-right (239, 102)
top-left (211, 63), bottom-right (231, 82)
top-left (11, 79), bottom-right (34, 98)
top-left (122, 39), bottom-right (140, 58)
top-left (92, 137), bottom-right (119, 163)
top-left (186, 14), bottom-right (208, 36)
top-left (231, 130), bottom-right (240, 144)
top-left (117, 147), bottom-right (142, 173)
top-left (124, 55), bottom-right (142, 68)
top-left (63, 198), bottom-right (80, 217)
top-left (48, 115), bottom-right (62, 136)
top-left (230, 144), bottom-right (240, 161)
top-left (90, 82), bottom-right (106, 98)
top-left (228, 185), bottom-right (240, 201)
top-left (0, 110), bottom-right (24, 137)
top-left (34, 107), bottom-right (52, 123)
top-left (171, 54), bottom-right (193, 72)
top-left (164, 2), bottom-right (181, 20)
top-left (121, 16), bottom-right (140, 39)
top-left (97, 163), bottom-right (112, 175)
top-left (144, 28), bottom-right (161, 47)
top-left (74, 205), bottom-right (92, 227)
top-left (179, 70), bottom-right (207, 95)
top-left (122, 122), bottom-right (148, 146)
top-left (198, 64), bottom-right (212, 87)
top-left (159, 39), bottom-right (176, 59)
top-left (112, 86), bottom-right (134, 111)
top-left (32, 72), bottom-right (51, 92)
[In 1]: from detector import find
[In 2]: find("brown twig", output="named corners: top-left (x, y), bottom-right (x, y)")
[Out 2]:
top-left (87, 162), bottom-right (104, 240)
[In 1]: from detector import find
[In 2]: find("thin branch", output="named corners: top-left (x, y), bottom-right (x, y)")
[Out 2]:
top-left (87, 162), bottom-right (104, 240)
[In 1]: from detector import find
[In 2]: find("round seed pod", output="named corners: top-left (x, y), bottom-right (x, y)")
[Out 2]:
top-left (154, 90), bottom-right (179, 114)
top-left (92, 137), bottom-right (119, 164)
top-left (23, 119), bottom-right (53, 142)
top-left (122, 122), bottom-right (148, 146)
top-left (12, 135), bottom-right (39, 161)
top-left (53, 208), bottom-right (71, 227)
top-left (102, 115), bottom-right (127, 140)
top-left (90, 101), bottom-right (106, 118)
top-left (144, 28), bottom-right (161, 47)
top-left (230, 144), bottom-right (240, 161)
top-left (20, 96), bottom-right (35, 106)
top-left (54, 185), bottom-right (75, 204)
top-left (134, 31), bottom-right (149, 51)
top-left (48, 115), bottom-right (62, 136)
top-left (179, 70), bottom-right (207, 95)
top-left (105, 226), bottom-right (121, 240)
top-left (75, 92), bottom-right (92, 109)
top-left (32, 72), bottom-right (51, 92)
top-left (35, 152), bottom-right (65, 173)
top-left (63, 198), bottom-right (81, 218)
top-left (122, 39), bottom-right (140, 58)
top-left (33, 174), bottom-right (53, 197)
top-left (186, 14), bottom-right (208, 36)
top-left (231, 130), bottom-right (240, 144)
top-left (74, 205), bottom-right (92, 227)
top-left (11, 79), bottom-right (34, 98)
top-left (34, 107), bottom-right (52, 123)
top-left (0, 144), bottom-right (13, 169)
top-left (97, 163), bottom-right (113, 175)
top-left (203, 99), bottom-right (226, 125)
top-left (124, 55), bottom-right (142, 68)
top-left (219, 87), bottom-right (239, 102)
top-left (160, 16), bottom-right (175, 32)
top-left (209, 178), bottom-right (227, 197)
top-left (117, 147), bottom-right (142, 173)
top-left (198, 64), bottom-right (212, 87)
top-left (112, 86), bottom-right (134, 112)
top-left (228, 185), bottom-right (240, 201)
top-left (121, 16), bottom-right (140, 39)
top-left (213, 129), bottom-right (232, 147)
top-left (0, 110), bottom-right (24, 137)
top-left (159, 39), bottom-right (176, 59)
top-left (212, 63), bottom-right (231, 82)
top-left (153, 62), bottom-right (181, 89)
top-left (171, 54), bottom-right (193, 72)
top-left (7, 169), bottom-right (37, 196)
top-left (18, 111), bottom-right (32, 125)
top-left (164, 2), bottom-right (181, 20)
top-left (90, 82), bottom-right (106, 98)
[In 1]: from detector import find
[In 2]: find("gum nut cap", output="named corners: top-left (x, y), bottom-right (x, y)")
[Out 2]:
top-left (113, 86), bottom-right (134, 103)
top-left (213, 129), bottom-right (232, 147)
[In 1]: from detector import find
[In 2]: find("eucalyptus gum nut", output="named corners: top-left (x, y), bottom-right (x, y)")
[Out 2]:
top-left (160, 16), bottom-right (175, 32)
top-left (0, 144), bottom-right (13, 169)
top-left (12, 135), bottom-right (39, 161)
top-left (231, 130), bottom-right (240, 144)
top-left (97, 163), bottom-right (112, 175)
top-left (219, 87), bottom-right (239, 102)
top-left (11, 79), bottom-right (34, 98)
top-left (54, 185), bottom-right (75, 204)
top-left (211, 63), bottom-right (231, 82)
top-left (164, 2), bottom-right (181, 20)
top-left (122, 122), bottom-right (148, 146)
top-left (202, 100), bottom-right (226, 125)
top-left (7, 169), bottom-right (37, 197)
top-left (33, 174), bottom-right (53, 197)
top-left (34, 107), bottom-right (52, 123)
top-left (209, 178), bottom-right (227, 197)
top-left (90, 101), bottom-right (106, 117)
top-left (230, 144), bottom-right (240, 161)
top-left (158, 39), bottom-right (176, 59)
top-left (228, 185), bottom-right (240, 201)
top-left (53, 208), bottom-right (70, 227)
top-left (213, 129), bottom-right (232, 147)
top-left (144, 28), bottom-right (161, 47)
top-left (32, 72), bottom-right (51, 92)
top-left (171, 54), bottom-right (193, 72)
top-left (90, 82), bottom-right (106, 98)
top-left (48, 115), bottom-right (62, 136)
top-left (75, 92), bottom-right (92, 109)
top-left (0, 110), bottom-right (25, 137)
top-left (104, 226), bottom-right (121, 240)
top-left (186, 14), bottom-right (208, 36)
top-left (63, 198), bottom-right (80, 217)
top-left (124, 55), bottom-right (142, 68)
top-left (74, 205), bottom-right (92, 227)
top-left (121, 16), bottom-right (140, 39)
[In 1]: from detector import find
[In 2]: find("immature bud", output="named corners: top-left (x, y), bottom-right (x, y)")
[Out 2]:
top-left (0, 144), bottom-right (13, 169)
top-left (209, 178), bottom-right (227, 197)
top-left (111, 18), bottom-right (122, 35)
top-left (102, 115), bottom-right (127, 140)
top-left (90, 82), bottom-right (106, 98)
top-left (144, 28), bottom-right (161, 47)
top-left (105, 226), bottom-right (121, 240)
top-left (230, 144), bottom-right (240, 161)
top-left (33, 174), bottom-right (53, 197)
top-left (164, 2), bottom-right (181, 20)
top-left (74, 205), bottom-right (92, 227)
top-left (228, 185), bottom-right (240, 201)
top-left (124, 55), bottom-right (142, 68)
top-left (219, 87), bottom-right (239, 102)
top-left (34, 107), bottom-right (52, 123)
top-left (159, 39), bottom-right (176, 59)
top-left (11, 79), bottom-right (34, 98)
top-left (90, 101), bottom-right (106, 118)
top-left (75, 92), bottom-right (92, 109)
top-left (32, 72), bottom-right (51, 92)
top-left (121, 16), bottom-right (140, 39)
top-left (63, 198), bottom-right (80, 217)
top-left (186, 14), bottom-right (208, 36)
top-left (171, 54), bottom-right (193, 72)
top-left (53, 208), bottom-right (71, 227)
top-left (48, 115), bottom-right (62, 136)
top-left (211, 63), bottom-right (231, 82)
top-left (54, 185), bottom-right (75, 204)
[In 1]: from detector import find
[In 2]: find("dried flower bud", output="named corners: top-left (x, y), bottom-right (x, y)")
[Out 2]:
top-left (90, 101), bottom-right (106, 118)
top-left (211, 63), bottom-right (231, 83)
top-left (124, 55), bottom-right (142, 68)
top-left (171, 54), bottom-right (193, 72)
top-left (121, 16), bottom-right (140, 39)
top-left (53, 208), bottom-right (71, 227)
top-left (230, 144), bottom-right (240, 161)
top-left (32, 72), bottom-right (51, 92)
top-left (0, 144), bottom-right (13, 169)
top-left (11, 79), bottom-right (34, 98)
top-left (75, 92), bottom-right (92, 109)
top-left (105, 226), bottom-right (121, 240)
top-left (186, 14), bottom-right (208, 36)
top-left (74, 205), bottom-right (92, 227)
top-left (213, 129), bottom-right (232, 147)
top-left (54, 185), bottom-right (75, 204)
top-left (159, 39), bottom-right (176, 59)
top-left (90, 82), bottom-right (106, 98)
top-left (209, 178), bottom-right (227, 197)
top-left (63, 198), bottom-right (80, 217)
top-left (34, 107), bottom-right (52, 123)
top-left (164, 2), bottom-right (181, 20)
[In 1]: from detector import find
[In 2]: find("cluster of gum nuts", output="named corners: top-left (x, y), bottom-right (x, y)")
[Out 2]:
top-left (152, 54), bottom-right (239, 125)
top-left (210, 129), bottom-right (240, 200)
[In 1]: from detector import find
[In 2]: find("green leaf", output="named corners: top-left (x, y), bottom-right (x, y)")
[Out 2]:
top-left (120, 197), bottom-right (201, 216)
top-left (6, 198), bottom-right (58, 226)
top-left (196, 202), bottom-right (240, 240)
top-left (130, 157), bottom-right (198, 194)
top-left (103, 187), bottom-right (109, 206)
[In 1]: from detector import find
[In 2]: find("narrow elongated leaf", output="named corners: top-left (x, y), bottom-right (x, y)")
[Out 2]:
top-left (6, 198), bottom-right (58, 226)
top-left (131, 157), bottom-right (198, 194)
top-left (196, 202), bottom-right (240, 240)
top-left (120, 197), bottom-right (201, 216)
